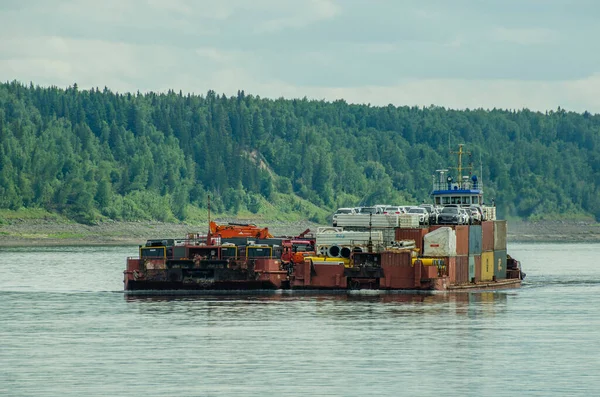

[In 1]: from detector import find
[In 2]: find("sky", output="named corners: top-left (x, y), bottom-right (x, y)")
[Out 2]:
top-left (1, 0), bottom-right (600, 113)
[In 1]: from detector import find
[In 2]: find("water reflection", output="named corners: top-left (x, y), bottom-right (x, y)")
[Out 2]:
top-left (125, 290), bottom-right (507, 303)
top-left (124, 290), bottom-right (509, 319)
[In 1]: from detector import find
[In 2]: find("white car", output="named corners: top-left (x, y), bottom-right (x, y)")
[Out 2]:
top-left (357, 206), bottom-right (383, 215)
top-left (429, 207), bottom-right (442, 224)
top-left (407, 207), bottom-right (429, 225)
top-left (459, 208), bottom-right (471, 225)
top-left (332, 207), bottom-right (356, 226)
top-left (468, 207), bottom-right (482, 224)
top-left (383, 206), bottom-right (405, 215)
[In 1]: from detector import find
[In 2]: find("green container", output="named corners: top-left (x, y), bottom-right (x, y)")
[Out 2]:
top-left (221, 246), bottom-right (237, 258)
top-left (468, 225), bottom-right (482, 255)
top-left (493, 250), bottom-right (507, 280)
top-left (468, 255), bottom-right (475, 282)
top-left (173, 246), bottom-right (187, 259)
top-left (247, 246), bottom-right (272, 258)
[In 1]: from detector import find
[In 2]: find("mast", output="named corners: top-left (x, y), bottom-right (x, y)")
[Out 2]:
top-left (207, 194), bottom-right (212, 243)
top-left (450, 144), bottom-right (471, 187)
top-left (457, 144), bottom-right (463, 179)
top-left (367, 213), bottom-right (373, 253)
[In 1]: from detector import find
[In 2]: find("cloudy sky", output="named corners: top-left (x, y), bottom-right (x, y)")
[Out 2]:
top-left (1, 0), bottom-right (599, 112)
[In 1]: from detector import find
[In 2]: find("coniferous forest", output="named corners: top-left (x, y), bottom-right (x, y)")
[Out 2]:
top-left (1, 81), bottom-right (599, 224)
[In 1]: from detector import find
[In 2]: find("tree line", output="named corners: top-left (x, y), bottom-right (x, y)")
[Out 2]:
top-left (1, 81), bottom-right (599, 224)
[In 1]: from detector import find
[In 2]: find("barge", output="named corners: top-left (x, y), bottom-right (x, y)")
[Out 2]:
top-left (124, 146), bottom-right (524, 294)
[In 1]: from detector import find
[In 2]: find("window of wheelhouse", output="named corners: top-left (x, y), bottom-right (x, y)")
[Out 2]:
top-left (442, 197), bottom-right (450, 205)
top-left (462, 196), bottom-right (470, 204)
top-left (435, 197), bottom-right (441, 205)
top-left (472, 196), bottom-right (479, 204)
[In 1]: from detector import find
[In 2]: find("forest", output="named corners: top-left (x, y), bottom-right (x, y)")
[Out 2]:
top-left (1, 80), bottom-right (599, 224)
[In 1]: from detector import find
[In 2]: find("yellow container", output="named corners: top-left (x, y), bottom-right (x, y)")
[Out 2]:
top-left (481, 251), bottom-right (494, 281)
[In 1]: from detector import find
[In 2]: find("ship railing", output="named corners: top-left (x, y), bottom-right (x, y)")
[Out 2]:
top-left (432, 181), bottom-right (483, 191)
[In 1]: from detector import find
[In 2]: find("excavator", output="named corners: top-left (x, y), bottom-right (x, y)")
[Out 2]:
top-left (207, 222), bottom-right (314, 276)
top-left (208, 221), bottom-right (273, 239)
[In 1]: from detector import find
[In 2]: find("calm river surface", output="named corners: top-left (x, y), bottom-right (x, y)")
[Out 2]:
top-left (1, 243), bottom-right (599, 396)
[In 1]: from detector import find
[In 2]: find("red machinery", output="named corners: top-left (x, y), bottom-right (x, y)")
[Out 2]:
top-left (208, 221), bottom-right (273, 239)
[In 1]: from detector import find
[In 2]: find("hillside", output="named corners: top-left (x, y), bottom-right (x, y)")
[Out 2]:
top-left (1, 81), bottom-right (599, 224)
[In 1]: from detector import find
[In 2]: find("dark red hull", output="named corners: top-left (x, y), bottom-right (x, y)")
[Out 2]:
top-left (124, 222), bottom-right (524, 294)
top-left (126, 279), bottom-right (281, 291)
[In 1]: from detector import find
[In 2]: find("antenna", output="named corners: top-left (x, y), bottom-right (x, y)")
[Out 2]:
top-left (469, 152), bottom-right (473, 175)
top-left (480, 152), bottom-right (483, 181)
top-left (367, 213), bottom-right (373, 253)
top-left (207, 194), bottom-right (211, 225)
top-left (207, 194), bottom-right (212, 243)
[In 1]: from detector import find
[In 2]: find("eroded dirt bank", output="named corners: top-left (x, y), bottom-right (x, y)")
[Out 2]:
top-left (0, 219), bottom-right (599, 247)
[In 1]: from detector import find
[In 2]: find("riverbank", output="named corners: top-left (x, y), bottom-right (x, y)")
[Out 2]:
top-left (0, 219), bottom-right (319, 247)
top-left (0, 219), bottom-right (599, 247)
top-left (507, 220), bottom-right (600, 243)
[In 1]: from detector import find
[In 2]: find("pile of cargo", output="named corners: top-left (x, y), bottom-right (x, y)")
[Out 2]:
top-left (124, 145), bottom-right (523, 293)
top-left (124, 219), bottom-right (522, 293)
top-left (391, 220), bottom-right (514, 286)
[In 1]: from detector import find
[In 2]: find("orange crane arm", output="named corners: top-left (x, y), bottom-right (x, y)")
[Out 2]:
top-left (209, 221), bottom-right (273, 238)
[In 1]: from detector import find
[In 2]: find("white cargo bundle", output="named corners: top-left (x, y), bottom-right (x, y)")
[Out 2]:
top-left (423, 227), bottom-right (457, 257)
top-left (335, 214), bottom-right (399, 228)
top-left (399, 214), bottom-right (420, 228)
top-left (317, 226), bottom-right (344, 234)
top-left (380, 228), bottom-right (396, 246)
top-left (316, 230), bottom-right (384, 247)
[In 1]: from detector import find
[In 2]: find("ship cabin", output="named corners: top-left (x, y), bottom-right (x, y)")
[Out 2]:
top-left (431, 169), bottom-right (483, 207)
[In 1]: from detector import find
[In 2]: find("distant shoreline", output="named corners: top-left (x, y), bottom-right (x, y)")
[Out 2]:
top-left (506, 220), bottom-right (600, 243)
top-left (0, 219), bottom-right (599, 247)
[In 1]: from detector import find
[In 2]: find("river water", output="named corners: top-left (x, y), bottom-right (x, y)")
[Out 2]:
top-left (1, 243), bottom-right (599, 396)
